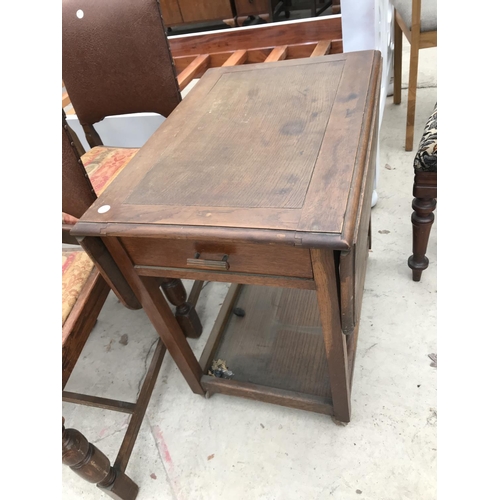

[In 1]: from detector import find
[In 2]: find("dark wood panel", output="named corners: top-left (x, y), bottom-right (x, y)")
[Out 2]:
top-left (339, 61), bottom-right (380, 332)
top-left (128, 61), bottom-right (342, 210)
top-left (159, 0), bottom-right (183, 25)
top-left (208, 285), bottom-right (332, 399)
top-left (338, 118), bottom-right (377, 333)
top-left (340, 55), bottom-right (381, 249)
top-left (234, 0), bottom-right (270, 17)
top-left (178, 0), bottom-right (233, 23)
top-left (297, 50), bottom-right (381, 236)
top-left (353, 113), bottom-right (378, 326)
top-left (120, 237), bottom-right (313, 278)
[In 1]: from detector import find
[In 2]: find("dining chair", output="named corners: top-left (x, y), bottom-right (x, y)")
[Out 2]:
top-left (62, 0), bottom-right (203, 337)
top-left (393, 0), bottom-right (437, 151)
top-left (62, 114), bottom-right (148, 499)
top-left (408, 103), bottom-right (437, 281)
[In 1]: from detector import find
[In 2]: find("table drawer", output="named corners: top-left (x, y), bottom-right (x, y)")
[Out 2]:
top-left (120, 237), bottom-right (313, 279)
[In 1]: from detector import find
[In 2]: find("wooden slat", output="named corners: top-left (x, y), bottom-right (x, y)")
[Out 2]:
top-left (173, 55), bottom-right (198, 73)
top-left (346, 315), bottom-right (361, 390)
top-left (177, 54), bottom-right (210, 91)
top-left (173, 42), bottom-right (342, 73)
top-left (310, 40), bottom-right (332, 57)
top-left (311, 248), bottom-right (351, 422)
top-left (199, 283), bottom-right (242, 373)
top-left (420, 31), bottom-right (437, 48)
top-left (247, 48), bottom-right (273, 63)
top-left (135, 265), bottom-right (317, 290)
top-left (187, 280), bottom-right (204, 306)
top-left (265, 45), bottom-right (288, 63)
top-left (62, 392), bottom-right (136, 414)
top-left (173, 43), bottom-right (324, 73)
top-left (168, 16), bottom-right (343, 57)
top-left (114, 340), bottom-right (167, 473)
top-left (222, 49), bottom-right (248, 67)
top-left (201, 376), bottom-right (334, 416)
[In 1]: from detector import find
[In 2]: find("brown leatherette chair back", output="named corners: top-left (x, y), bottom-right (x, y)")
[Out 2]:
top-left (62, 0), bottom-right (181, 146)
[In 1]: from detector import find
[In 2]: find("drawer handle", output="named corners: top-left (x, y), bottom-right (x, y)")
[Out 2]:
top-left (186, 253), bottom-right (229, 271)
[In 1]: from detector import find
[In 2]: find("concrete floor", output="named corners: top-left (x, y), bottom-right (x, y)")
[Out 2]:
top-left (62, 39), bottom-right (437, 500)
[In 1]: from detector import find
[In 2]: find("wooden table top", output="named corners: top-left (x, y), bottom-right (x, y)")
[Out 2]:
top-left (75, 50), bottom-right (381, 249)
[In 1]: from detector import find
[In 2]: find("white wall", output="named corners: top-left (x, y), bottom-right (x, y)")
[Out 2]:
top-left (341, 0), bottom-right (395, 205)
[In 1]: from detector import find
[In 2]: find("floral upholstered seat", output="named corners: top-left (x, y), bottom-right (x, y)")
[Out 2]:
top-left (413, 103), bottom-right (437, 173)
top-left (62, 146), bottom-right (138, 224)
top-left (62, 248), bottom-right (95, 327)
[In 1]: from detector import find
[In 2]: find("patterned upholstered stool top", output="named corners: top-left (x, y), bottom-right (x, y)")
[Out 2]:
top-left (414, 103), bottom-right (437, 172)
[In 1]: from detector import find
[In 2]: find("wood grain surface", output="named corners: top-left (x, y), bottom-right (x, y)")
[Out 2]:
top-left (75, 52), bottom-right (381, 251)
top-left (209, 285), bottom-right (332, 399)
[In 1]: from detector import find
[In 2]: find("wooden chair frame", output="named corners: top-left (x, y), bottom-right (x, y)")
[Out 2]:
top-left (62, 115), bottom-right (204, 499)
top-left (393, 0), bottom-right (437, 151)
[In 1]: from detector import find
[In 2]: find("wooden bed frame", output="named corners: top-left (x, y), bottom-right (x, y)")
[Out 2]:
top-left (62, 15), bottom-right (343, 114)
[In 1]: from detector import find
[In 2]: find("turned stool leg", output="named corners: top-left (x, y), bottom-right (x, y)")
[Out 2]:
top-left (62, 418), bottom-right (138, 500)
top-left (408, 196), bottom-right (436, 281)
top-left (160, 279), bottom-right (203, 339)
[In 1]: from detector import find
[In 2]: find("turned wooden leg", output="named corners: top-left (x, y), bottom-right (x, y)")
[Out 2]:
top-left (408, 196), bottom-right (436, 281)
top-left (160, 279), bottom-right (203, 339)
top-left (393, 18), bottom-right (402, 105)
top-left (62, 418), bottom-right (138, 500)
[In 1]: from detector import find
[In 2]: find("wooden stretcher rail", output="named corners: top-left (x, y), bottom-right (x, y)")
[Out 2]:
top-left (63, 15), bottom-right (342, 114)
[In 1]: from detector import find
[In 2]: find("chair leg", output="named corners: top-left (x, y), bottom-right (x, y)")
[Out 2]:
top-left (160, 278), bottom-right (203, 339)
top-left (408, 196), bottom-right (436, 281)
top-left (393, 19), bottom-right (403, 105)
top-left (62, 418), bottom-right (139, 500)
top-left (405, 39), bottom-right (420, 151)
